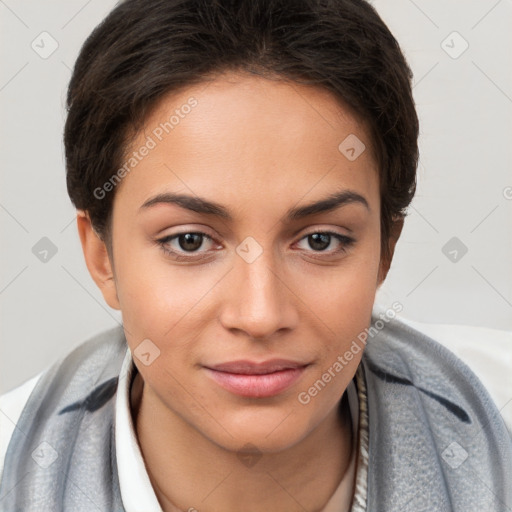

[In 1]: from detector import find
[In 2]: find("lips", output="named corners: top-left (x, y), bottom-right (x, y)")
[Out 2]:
top-left (209, 359), bottom-right (305, 374)
top-left (204, 359), bottom-right (309, 398)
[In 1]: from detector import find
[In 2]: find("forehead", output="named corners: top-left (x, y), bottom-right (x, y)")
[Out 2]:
top-left (113, 71), bottom-right (379, 216)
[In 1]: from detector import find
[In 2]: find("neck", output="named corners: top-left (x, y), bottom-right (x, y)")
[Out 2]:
top-left (130, 371), bottom-right (354, 512)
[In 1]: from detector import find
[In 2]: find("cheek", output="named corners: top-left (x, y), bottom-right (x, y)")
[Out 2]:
top-left (114, 242), bottom-right (215, 336)
top-left (114, 255), bottom-right (219, 394)
top-left (301, 243), bottom-right (381, 361)
top-left (314, 288), bottom-right (374, 370)
top-left (297, 273), bottom-right (375, 413)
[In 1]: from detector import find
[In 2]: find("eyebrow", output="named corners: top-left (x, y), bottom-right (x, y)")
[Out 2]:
top-left (139, 189), bottom-right (370, 221)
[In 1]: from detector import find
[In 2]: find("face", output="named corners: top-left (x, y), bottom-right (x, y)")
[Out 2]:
top-left (81, 71), bottom-right (396, 454)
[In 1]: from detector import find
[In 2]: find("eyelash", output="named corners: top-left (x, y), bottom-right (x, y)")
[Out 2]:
top-left (156, 230), bottom-right (355, 262)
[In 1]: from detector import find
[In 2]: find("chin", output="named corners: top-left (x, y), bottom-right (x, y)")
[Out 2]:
top-left (201, 406), bottom-right (313, 455)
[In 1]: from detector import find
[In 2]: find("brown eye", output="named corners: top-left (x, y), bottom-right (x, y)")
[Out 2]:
top-left (177, 233), bottom-right (204, 252)
top-left (296, 231), bottom-right (355, 256)
top-left (307, 233), bottom-right (331, 251)
top-left (157, 231), bottom-right (217, 260)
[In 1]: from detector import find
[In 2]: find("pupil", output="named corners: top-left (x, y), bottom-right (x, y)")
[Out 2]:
top-left (180, 233), bottom-right (202, 251)
top-left (309, 233), bottom-right (330, 251)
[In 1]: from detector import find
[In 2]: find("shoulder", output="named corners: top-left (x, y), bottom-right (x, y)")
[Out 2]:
top-left (367, 305), bottom-right (511, 420)
top-left (361, 308), bottom-right (512, 507)
top-left (363, 309), bottom-right (508, 427)
top-left (0, 324), bottom-right (127, 483)
top-left (0, 371), bottom-right (45, 482)
top-left (397, 314), bottom-right (512, 434)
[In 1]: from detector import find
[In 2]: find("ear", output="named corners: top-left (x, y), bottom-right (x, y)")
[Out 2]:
top-left (76, 210), bottom-right (120, 310)
top-left (377, 216), bottom-right (404, 287)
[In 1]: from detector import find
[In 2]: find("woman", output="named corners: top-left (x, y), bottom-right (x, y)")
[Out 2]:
top-left (0, 0), bottom-right (510, 510)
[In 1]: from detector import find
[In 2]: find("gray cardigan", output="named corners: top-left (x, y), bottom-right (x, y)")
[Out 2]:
top-left (1, 312), bottom-right (510, 511)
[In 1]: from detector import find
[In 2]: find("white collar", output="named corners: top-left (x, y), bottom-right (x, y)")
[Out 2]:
top-left (116, 347), bottom-right (164, 512)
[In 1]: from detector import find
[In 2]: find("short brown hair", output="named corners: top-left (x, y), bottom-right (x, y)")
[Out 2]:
top-left (64, 0), bottom-right (419, 265)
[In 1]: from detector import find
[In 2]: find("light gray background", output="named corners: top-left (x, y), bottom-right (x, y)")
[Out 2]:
top-left (1, 0), bottom-right (511, 394)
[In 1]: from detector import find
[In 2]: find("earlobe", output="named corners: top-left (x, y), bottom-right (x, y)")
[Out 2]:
top-left (377, 216), bottom-right (404, 287)
top-left (76, 210), bottom-right (121, 310)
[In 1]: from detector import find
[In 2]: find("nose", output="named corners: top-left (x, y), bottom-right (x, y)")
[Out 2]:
top-left (219, 246), bottom-right (299, 340)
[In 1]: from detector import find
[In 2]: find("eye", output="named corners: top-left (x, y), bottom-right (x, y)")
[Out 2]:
top-left (156, 231), bottom-right (217, 261)
top-left (295, 231), bottom-right (355, 256)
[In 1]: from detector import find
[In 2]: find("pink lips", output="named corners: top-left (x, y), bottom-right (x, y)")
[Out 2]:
top-left (204, 359), bottom-right (308, 398)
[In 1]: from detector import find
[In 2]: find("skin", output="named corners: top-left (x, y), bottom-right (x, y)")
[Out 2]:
top-left (77, 70), bottom-right (403, 512)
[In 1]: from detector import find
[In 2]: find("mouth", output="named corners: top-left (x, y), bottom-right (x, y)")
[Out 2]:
top-left (203, 359), bottom-right (310, 398)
